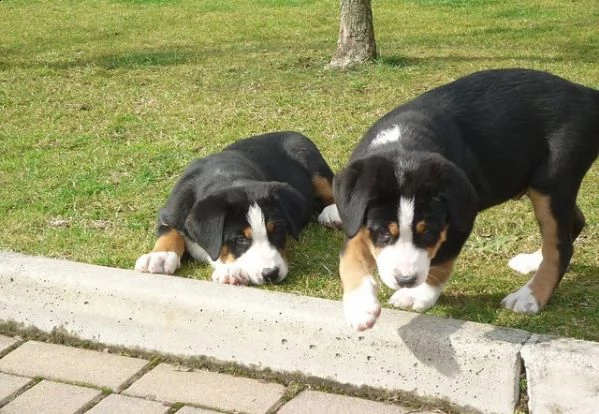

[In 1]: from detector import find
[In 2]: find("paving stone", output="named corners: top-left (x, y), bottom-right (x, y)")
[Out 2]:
top-left (0, 335), bottom-right (19, 355)
top-left (0, 341), bottom-right (148, 391)
top-left (0, 380), bottom-right (101, 414)
top-left (86, 394), bottom-right (170, 414)
top-left (0, 372), bottom-right (33, 406)
top-left (278, 390), bottom-right (433, 414)
top-left (124, 363), bottom-right (285, 414)
top-left (176, 406), bottom-right (222, 414)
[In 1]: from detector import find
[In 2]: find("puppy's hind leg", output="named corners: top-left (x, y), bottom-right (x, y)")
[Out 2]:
top-left (508, 205), bottom-right (585, 274)
top-left (135, 227), bottom-right (185, 275)
top-left (313, 175), bottom-right (343, 229)
top-left (502, 189), bottom-right (578, 313)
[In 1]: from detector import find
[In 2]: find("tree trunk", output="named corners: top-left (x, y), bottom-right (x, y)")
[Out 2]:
top-left (327, 0), bottom-right (377, 69)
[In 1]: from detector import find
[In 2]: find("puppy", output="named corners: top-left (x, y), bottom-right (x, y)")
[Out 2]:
top-left (136, 131), bottom-right (341, 285)
top-left (334, 68), bottom-right (599, 330)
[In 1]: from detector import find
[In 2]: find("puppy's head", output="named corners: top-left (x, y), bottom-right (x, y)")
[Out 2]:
top-left (181, 182), bottom-right (306, 284)
top-left (334, 153), bottom-right (478, 290)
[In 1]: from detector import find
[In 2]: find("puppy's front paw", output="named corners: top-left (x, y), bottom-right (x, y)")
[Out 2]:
top-left (508, 251), bottom-right (542, 274)
top-left (212, 267), bottom-right (249, 286)
top-left (501, 285), bottom-right (540, 313)
top-left (343, 277), bottom-right (381, 331)
top-left (318, 204), bottom-right (343, 229)
top-left (388, 283), bottom-right (440, 312)
top-left (135, 251), bottom-right (180, 275)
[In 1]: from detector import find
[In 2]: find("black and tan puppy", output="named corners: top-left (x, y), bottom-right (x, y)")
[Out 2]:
top-left (136, 131), bottom-right (341, 285)
top-left (334, 68), bottom-right (599, 330)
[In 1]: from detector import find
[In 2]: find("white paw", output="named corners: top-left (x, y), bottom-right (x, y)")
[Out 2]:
top-left (135, 251), bottom-right (180, 275)
top-left (508, 250), bottom-right (542, 274)
top-left (388, 283), bottom-right (441, 312)
top-left (318, 204), bottom-right (342, 229)
top-left (343, 277), bottom-right (381, 331)
top-left (501, 285), bottom-right (540, 313)
top-left (211, 267), bottom-right (250, 286)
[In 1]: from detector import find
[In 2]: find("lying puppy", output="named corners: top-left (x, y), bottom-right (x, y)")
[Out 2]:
top-left (334, 68), bottom-right (599, 331)
top-left (136, 131), bottom-right (341, 285)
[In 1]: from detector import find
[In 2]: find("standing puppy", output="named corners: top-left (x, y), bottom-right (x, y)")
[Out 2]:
top-left (334, 68), bottom-right (599, 331)
top-left (136, 131), bottom-right (341, 285)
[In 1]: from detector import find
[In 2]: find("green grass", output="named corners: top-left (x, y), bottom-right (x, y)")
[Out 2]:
top-left (1, 0), bottom-right (598, 341)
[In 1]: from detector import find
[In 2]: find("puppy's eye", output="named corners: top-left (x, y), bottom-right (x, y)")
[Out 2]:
top-left (376, 230), bottom-right (393, 245)
top-left (419, 228), bottom-right (438, 244)
top-left (234, 235), bottom-right (250, 246)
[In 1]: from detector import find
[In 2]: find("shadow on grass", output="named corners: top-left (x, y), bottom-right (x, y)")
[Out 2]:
top-left (2, 44), bottom-right (596, 71)
top-left (0, 48), bottom-right (218, 71)
top-left (376, 51), bottom-right (598, 68)
top-left (423, 262), bottom-right (599, 340)
top-left (374, 55), bottom-right (422, 68)
top-left (64, 49), bottom-right (207, 70)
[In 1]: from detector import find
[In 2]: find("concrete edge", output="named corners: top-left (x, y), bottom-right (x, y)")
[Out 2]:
top-left (0, 251), bottom-right (596, 413)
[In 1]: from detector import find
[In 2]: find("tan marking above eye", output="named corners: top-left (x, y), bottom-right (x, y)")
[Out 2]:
top-left (415, 221), bottom-right (427, 235)
top-left (243, 227), bottom-right (253, 239)
top-left (266, 221), bottom-right (275, 234)
top-left (388, 222), bottom-right (399, 237)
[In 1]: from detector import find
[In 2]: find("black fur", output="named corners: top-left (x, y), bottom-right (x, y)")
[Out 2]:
top-left (159, 131), bottom-right (334, 261)
top-left (336, 68), bottom-right (599, 272)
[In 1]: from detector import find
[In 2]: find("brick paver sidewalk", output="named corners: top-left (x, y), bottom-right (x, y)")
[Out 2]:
top-left (0, 335), bottom-right (435, 414)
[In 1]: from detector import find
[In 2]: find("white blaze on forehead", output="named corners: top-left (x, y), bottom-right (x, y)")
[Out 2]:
top-left (247, 203), bottom-right (268, 242)
top-left (370, 125), bottom-right (402, 148)
top-left (398, 197), bottom-right (415, 243)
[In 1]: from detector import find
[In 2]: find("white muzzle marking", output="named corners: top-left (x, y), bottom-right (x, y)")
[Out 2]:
top-left (376, 197), bottom-right (430, 290)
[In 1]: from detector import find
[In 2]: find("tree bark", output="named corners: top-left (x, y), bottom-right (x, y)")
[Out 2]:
top-left (327, 0), bottom-right (377, 69)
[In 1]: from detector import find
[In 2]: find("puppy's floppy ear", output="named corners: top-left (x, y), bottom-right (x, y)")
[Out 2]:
top-left (334, 156), bottom-right (397, 238)
top-left (270, 183), bottom-right (306, 240)
top-left (184, 189), bottom-right (248, 261)
top-left (439, 161), bottom-right (478, 232)
top-left (184, 198), bottom-right (227, 261)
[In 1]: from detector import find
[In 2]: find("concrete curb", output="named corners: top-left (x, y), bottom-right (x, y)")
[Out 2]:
top-left (521, 334), bottom-right (599, 414)
top-left (1, 251), bottom-right (597, 413)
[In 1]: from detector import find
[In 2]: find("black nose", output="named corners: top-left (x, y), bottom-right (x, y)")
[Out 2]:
top-left (395, 274), bottom-right (417, 288)
top-left (261, 267), bottom-right (280, 282)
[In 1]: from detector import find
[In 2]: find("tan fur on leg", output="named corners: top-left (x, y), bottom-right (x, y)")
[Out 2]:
top-left (153, 228), bottom-right (186, 258)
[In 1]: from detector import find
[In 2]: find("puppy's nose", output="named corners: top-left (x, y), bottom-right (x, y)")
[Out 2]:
top-left (261, 267), bottom-right (280, 282)
top-left (395, 274), bottom-right (417, 288)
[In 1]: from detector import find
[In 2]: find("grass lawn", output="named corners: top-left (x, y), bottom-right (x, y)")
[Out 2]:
top-left (1, 0), bottom-right (598, 341)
